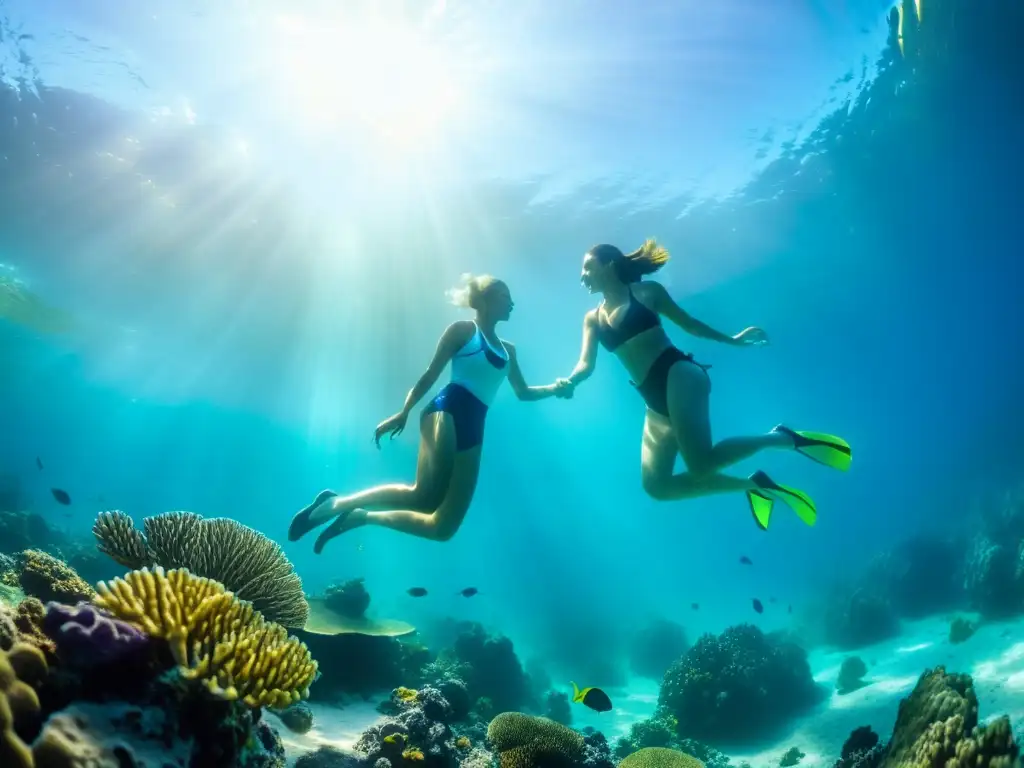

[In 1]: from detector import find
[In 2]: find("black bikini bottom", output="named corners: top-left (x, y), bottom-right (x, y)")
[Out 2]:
top-left (634, 347), bottom-right (711, 417)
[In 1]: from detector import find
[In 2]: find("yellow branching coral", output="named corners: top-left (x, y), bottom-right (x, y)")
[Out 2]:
top-left (94, 566), bottom-right (317, 710)
top-left (92, 510), bottom-right (309, 627)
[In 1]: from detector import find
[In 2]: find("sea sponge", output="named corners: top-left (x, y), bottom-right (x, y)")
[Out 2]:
top-left (93, 510), bottom-right (308, 627)
top-left (16, 550), bottom-right (95, 605)
top-left (93, 566), bottom-right (318, 709)
top-left (0, 642), bottom-right (47, 768)
top-left (42, 601), bottom-right (149, 666)
top-left (619, 747), bottom-right (705, 768)
top-left (487, 712), bottom-right (585, 768)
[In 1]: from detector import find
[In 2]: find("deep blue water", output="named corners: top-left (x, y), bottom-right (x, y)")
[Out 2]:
top-left (1, 0), bottom-right (1023, 716)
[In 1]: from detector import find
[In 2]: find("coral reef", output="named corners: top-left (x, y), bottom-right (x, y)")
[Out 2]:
top-left (832, 666), bottom-right (1020, 768)
top-left (94, 566), bottom-right (317, 708)
top-left (278, 701), bottom-right (315, 734)
top-left (629, 619), bottom-right (689, 682)
top-left (487, 711), bottom-right (585, 768)
top-left (823, 586), bottom-right (900, 649)
top-left (451, 622), bottom-right (531, 713)
top-left (619, 747), bottom-right (705, 768)
top-left (93, 510), bottom-right (309, 627)
top-left (325, 578), bottom-right (372, 619)
top-left (612, 712), bottom-right (730, 768)
top-left (836, 657), bottom-right (869, 696)
top-left (16, 550), bottom-right (94, 605)
top-left (295, 745), bottom-right (365, 768)
top-left (834, 726), bottom-right (883, 768)
top-left (0, 565), bottom-right (295, 767)
top-left (354, 684), bottom-right (494, 768)
top-left (659, 624), bottom-right (823, 745)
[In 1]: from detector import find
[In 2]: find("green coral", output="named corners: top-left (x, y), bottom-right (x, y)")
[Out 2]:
top-left (487, 712), bottom-right (585, 768)
top-left (619, 747), bottom-right (705, 768)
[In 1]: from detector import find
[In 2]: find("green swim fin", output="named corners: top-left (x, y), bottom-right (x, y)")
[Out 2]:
top-left (747, 489), bottom-right (774, 531)
top-left (750, 470), bottom-right (817, 527)
top-left (773, 425), bottom-right (852, 472)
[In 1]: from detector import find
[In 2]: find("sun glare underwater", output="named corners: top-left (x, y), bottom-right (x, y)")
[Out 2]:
top-left (2, 1), bottom-right (1024, 767)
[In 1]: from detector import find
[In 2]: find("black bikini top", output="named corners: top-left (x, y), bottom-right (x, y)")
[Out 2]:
top-left (596, 289), bottom-right (662, 351)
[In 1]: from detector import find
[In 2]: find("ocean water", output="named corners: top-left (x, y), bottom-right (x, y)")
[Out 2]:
top-left (2, 0), bottom-right (1023, 765)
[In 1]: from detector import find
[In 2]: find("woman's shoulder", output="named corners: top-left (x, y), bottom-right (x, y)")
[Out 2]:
top-left (441, 319), bottom-right (477, 343)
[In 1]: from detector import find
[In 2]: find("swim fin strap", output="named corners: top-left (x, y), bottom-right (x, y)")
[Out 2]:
top-left (774, 425), bottom-right (852, 472)
top-left (750, 470), bottom-right (817, 527)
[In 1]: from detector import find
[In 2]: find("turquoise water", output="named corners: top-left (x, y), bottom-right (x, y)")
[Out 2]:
top-left (2, 0), bottom-right (1024, 763)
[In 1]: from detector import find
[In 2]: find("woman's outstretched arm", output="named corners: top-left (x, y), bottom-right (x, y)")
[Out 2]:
top-left (565, 310), bottom-right (600, 386)
top-left (506, 343), bottom-right (570, 401)
top-left (645, 281), bottom-right (762, 345)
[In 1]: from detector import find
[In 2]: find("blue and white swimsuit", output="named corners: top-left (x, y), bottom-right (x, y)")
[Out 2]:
top-left (422, 324), bottom-right (509, 451)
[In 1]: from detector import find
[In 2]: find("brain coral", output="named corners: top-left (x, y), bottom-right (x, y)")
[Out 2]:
top-left (487, 712), bottom-right (585, 768)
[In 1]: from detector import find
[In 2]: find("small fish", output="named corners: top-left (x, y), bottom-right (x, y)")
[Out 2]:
top-left (51, 488), bottom-right (71, 505)
top-left (752, 598), bottom-right (764, 614)
top-left (691, 602), bottom-right (699, 611)
top-left (458, 587), bottom-right (478, 597)
top-left (570, 682), bottom-right (612, 713)
top-left (788, 604), bottom-right (793, 614)
top-left (36, 456), bottom-right (43, 470)
top-left (739, 555), bottom-right (753, 565)
top-left (407, 587), bottom-right (428, 597)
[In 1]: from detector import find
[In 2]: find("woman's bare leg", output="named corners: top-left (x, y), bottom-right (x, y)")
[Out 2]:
top-left (289, 412), bottom-right (452, 541)
top-left (314, 416), bottom-right (481, 552)
top-left (641, 361), bottom-right (766, 501)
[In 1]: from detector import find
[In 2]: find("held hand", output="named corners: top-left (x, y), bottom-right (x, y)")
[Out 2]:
top-left (733, 326), bottom-right (770, 347)
top-left (373, 411), bottom-right (409, 448)
top-left (553, 378), bottom-right (576, 399)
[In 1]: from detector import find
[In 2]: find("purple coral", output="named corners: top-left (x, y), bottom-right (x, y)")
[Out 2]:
top-left (43, 601), bottom-right (149, 665)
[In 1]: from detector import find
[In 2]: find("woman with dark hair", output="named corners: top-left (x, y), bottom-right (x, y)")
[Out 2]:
top-left (290, 274), bottom-right (571, 552)
top-left (559, 241), bottom-right (851, 530)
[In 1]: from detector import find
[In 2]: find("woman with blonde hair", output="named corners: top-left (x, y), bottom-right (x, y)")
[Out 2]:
top-left (290, 274), bottom-right (571, 551)
top-left (560, 241), bottom-right (852, 530)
